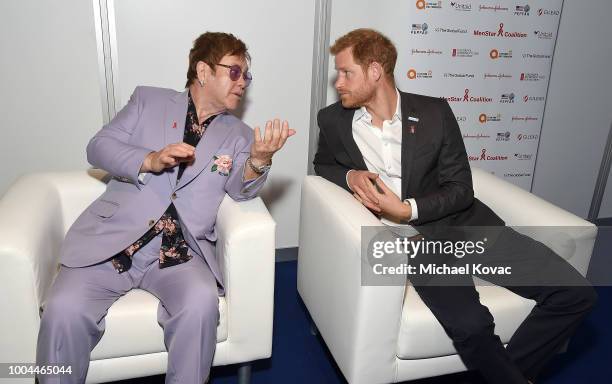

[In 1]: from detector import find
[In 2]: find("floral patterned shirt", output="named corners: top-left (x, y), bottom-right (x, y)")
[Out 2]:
top-left (111, 92), bottom-right (217, 273)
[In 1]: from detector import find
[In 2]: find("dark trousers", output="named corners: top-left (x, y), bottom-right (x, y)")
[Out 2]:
top-left (410, 227), bottom-right (597, 383)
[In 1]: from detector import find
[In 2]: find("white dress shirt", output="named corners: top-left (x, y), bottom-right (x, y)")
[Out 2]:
top-left (347, 89), bottom-right (419, 227)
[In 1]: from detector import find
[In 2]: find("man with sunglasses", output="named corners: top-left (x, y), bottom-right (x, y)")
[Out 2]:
top-left (36, 31), bottom-right (294, 384)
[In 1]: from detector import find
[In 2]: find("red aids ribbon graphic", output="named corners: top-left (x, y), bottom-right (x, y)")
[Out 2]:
top-left (480, 148), bottom-right (487, 160)
top-left (463, 88), bottom-right (470, 102)
top-left (498, 23), bottom-right (504, 36)
top-left (172, 121), bottom-right (177, 128)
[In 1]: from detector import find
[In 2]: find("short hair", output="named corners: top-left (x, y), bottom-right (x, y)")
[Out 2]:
top-left (185, 32), bottom-right (250, 88)
top-left (330, 28), bottom-right (397, 77)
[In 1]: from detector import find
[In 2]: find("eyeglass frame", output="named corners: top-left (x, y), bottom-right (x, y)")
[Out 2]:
top-left (215, 63), bottom-right (252, 87)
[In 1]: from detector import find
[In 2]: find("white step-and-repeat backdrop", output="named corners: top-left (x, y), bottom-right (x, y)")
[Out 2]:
top-left (329, 0), bottom-right (563, 190)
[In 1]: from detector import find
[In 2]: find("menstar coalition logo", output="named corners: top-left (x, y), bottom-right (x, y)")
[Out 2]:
top-left (512, 115), bottom-right (538, 122)
top-left (520, 73), bottom-right (546, 81)
top-left (538, 8), bottom-right (560, 16)
top-left (452, 48), bottom-right (479, 57)
top-left (407, 68), bottom-right (433, 79)
top-left (489, 48), bottom-right (512, 59)
top-left (416, 0), bottom-right (442, 10)
top-left (469, 148), bottom-right (508, 161)
top-left (479, 4), bottom-right (509, 12)
top-left (496, 131), bottom-right (511, 141)
top-left (479, 113), bottom-right (501, 123)
top-left (523, 95), bottom-right (545, 103)
top-left (500, 93), bottom-right (515, 103)
top-left (474, 23), bottom-right (527, 38)
top-left (523, 52), bottom-right (552, 59)
top-left (517, 133), bottom-right (539, 141)
top-left (484, 72), bottom-right (512, 80)
top-left (435, 26), bottom-right (468, 34)
top-left (463, 133), bottom-right (491, 139)
top-left (443, 88), bottom-right (492, 103)
top-left (444, 72), bottom-right (475, 79)
top-left (514, 153), bottom-right (533, 160)
top-left (411, 48), bottom-right (443, 56)
top-left (450, 1), bottom-right (472, 11)
top-left (514, 4), bottom-right (530, 16)
top-left (534, 30), bottom-right (553, 39)
top-left (411, 23), bottom-right (429, 34)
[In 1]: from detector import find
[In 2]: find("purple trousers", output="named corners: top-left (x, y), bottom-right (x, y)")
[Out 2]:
top-left (36, 233), bottom-right (219, 384)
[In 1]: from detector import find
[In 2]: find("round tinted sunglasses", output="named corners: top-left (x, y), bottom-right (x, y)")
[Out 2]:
top-left (216, 63), bottom-right (252, 87)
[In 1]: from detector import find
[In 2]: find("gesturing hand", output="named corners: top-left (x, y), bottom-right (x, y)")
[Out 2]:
top-left (141, 143), bottom-right (195, 173)
top-left (250, 119), bottom-right (296, 167)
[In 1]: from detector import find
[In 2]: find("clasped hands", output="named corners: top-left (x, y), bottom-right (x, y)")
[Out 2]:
top-left (141, 119), bottom-right (295, 173)
top-left (347, 170), bottom-right (412, 223)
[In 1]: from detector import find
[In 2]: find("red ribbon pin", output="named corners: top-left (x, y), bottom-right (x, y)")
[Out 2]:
top-left (172, 121), bottom-right (177, 128)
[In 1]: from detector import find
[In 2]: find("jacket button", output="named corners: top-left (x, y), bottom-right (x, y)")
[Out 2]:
top-left (171, 192), bottom-right (177, 200)
top-left (148, 219), bottom-right (155, 227)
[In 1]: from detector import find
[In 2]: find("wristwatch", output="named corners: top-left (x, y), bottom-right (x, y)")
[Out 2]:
top-left (247, 157), bottom-right (272, 174)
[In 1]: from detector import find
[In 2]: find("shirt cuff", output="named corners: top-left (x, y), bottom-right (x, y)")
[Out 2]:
top-left (346, 170), bottom-right (354, 192)
top-left (404, 198), bottom-right (418, 221)
top-left (137, 172), bottom-right (150, 185)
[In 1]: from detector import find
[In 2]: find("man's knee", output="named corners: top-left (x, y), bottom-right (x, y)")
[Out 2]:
top-left (40, 292), bottom-right (92, 332)
top-left (178, 285), bottom-right (219, 326)
top-left (447, 309), bottom-right (496, 344)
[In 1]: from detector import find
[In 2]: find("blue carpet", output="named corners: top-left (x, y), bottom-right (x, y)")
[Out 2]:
top-left (116, 250), bottom-right (612, 383)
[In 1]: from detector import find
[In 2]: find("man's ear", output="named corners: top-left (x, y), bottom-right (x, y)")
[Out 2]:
top-left (196, 61), bottom-right (214, 81)
top-left (369, 62), bottom-right (383, 82)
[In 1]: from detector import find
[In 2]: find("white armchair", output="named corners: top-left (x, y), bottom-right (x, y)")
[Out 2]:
top-left (297, 168), bottom-right (597, 384)
top-left (0, 170), bottom-right (276, 384)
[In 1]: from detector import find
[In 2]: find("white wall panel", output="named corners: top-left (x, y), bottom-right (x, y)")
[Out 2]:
top-left (0, 0), bottom-right (103, 195)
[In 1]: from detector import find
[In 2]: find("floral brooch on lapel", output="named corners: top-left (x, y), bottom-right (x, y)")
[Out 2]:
top-left (211, 155), bottom-right (233, 176)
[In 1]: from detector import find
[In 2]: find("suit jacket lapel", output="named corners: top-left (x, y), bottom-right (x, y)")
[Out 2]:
top-left (164, 90), bottom-right (189, 187)
top-left (400, 92), bottom-right (420, 200)
top-left (337, 107), bottom-right (368, 170)
top-left (175, 113), bottom-right (234, 190)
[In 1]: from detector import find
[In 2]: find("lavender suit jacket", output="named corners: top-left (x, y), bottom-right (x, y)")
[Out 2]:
top-left (60, 86), bottom-right (268, 287)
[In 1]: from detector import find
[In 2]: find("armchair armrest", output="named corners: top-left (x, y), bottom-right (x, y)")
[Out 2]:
top-left (297, 176), bottom-right (405, 384)
top-left (215, 195), bottom-right (276, 363)
top-left (472, 168), bottom-right (597, 275)
top-left (0, 174), bottom-right (66, 365)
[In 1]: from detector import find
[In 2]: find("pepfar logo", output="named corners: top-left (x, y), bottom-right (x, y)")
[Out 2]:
top-left (496, 131), bottom-right (511, 141)
top-left (514, 4), bottom-right (530, 16)
top-left (500, 93), bottom-right (515, 103)
top-left (411, 23), bottom-right (429, 35)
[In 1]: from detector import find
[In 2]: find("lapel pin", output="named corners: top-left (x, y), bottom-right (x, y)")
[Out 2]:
top-left (172, 121), bottom-right (177, 129)
top-left (408, 116), bottom-right (419, 122)
top-left (410, 125), bottom-right (416, 134)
